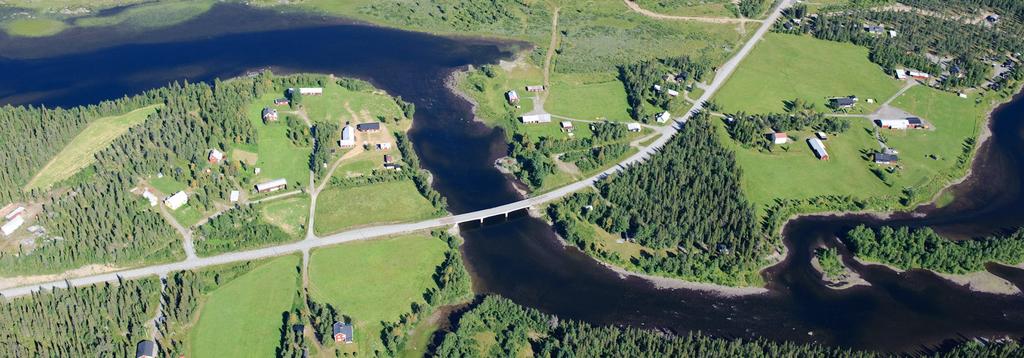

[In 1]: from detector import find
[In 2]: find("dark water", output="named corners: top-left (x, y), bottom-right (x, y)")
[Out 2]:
top-left (2, 4), bottom-right (1024, 353)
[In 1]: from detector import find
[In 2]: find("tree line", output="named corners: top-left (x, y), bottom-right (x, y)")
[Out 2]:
top-left (725, 98), bottom-right (851, 149)
top-left (845, 225), bottom-right (1024, 274)
top-left (508, 121), bottom-right (630, 189)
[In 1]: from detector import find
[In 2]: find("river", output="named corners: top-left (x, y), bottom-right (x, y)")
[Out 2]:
top-left (0, 4), bottom-right (1022, 353)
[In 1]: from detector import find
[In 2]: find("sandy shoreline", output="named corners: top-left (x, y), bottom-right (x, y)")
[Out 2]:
top-left (810, 254), bottom-right (870, 290)
top-left (853, 257), bottom-right (1021, 295)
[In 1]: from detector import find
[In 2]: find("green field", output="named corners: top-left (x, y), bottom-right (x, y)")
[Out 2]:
top-left (149, 175), bottom-right (186, 195)
top-left (246, 94), bottom-right (313, 188)
top-left (170, 204), bottom-right (205, 228)
top-left (547, 73), bottom-right (631, 121)
top-left (260, 195), bottom-right (311, 239)
top-left (301, 81), bottom-right (405, 125)
top-left (314, 180), bottom-right (439, 235)
top-left (190, 255), bottom-right (301, 357)
top-left (633, 0), bottom-right (737, 18)
top-left (308, 234), bottom-right (447, 354)
top-left (25, 105), bottom-right (160, 190)
top-left (1, 18), bottom-right (67, 37)
top-left (716, 33), bottom-right (902, 114)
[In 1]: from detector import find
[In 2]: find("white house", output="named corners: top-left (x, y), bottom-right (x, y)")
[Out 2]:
top-left (808, 138), bottom-right (829, 160)
top-left (652, 84), bottom-right (663, 92)
top-left (208, 149), bottom-right (225, 164)
top-left (520, 113), bottom-right (552, 124)
top-left (655, 111), bottom-right (671, 123)
top-left (164, 191), bottom-right (188, 211)
top-left (142, 189), bottom-right (159, 207)
top-left (298, 87), bottom-right (323, 96)
top-left (4, 206), bottom-right (25, 220)
top-left (377, 142), bottom-right (392, 150)
top-left (627, 123), bottom-right (642, 132)
top-left (771, 132), bottom-right (789, 144)
top-left (888, 30), bottom-right (897, 38)
top-left (667, 89), bottom-right (680, 97)
top-left (230, 190), bottom-right (240, 203)
top-left (2, 216), bottom-right (24, 237)
top-left (560, 121), bottom-right (574, 132)
top-left (255, 178), bottom-right (288, 193)
top-left (877, 119), bottom-right (910, 129)
top-left (338, 125), bottom-right (356, 147)
top-left (894, 68), bottom-right (908, 80)
top-left (505, 90), bottom-right (520, 105)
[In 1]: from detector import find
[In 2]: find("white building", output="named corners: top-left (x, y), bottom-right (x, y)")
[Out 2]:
top-left (208, 149), bottom-right (225, 164)
top-left (808, 138), bottom-right (829, 160)
top-left (627, 123), bottom-right (642, 132)
top-left (520, 113), bottom-right (552, 124)
top-left (377, 142), bottom-right (392, 150)
top-left (894, 68), bottom-right (907, 80)
top-left (888, 30), bottom-right (897, 38)
top-left (142, 189), bottom-right (159, 207)
top-left (255, 178), bottom-right (288, 193)
top-left (298, 87), bottom-right (323, 96)
top-left (652, 84), bottom-right (663, 92)
top-left (2, 216), bottom-right (24, 236)
top-left (560, 121), bottom-right (574, 132)
top-left (230, 190), bottom-right (240, 203)
top-left (666, 89), bottom-right (680, 97)
top-left (338, 125), bottom-right (356, 147)
top-left (164, 191), bottom-right (188, 211)
top-left (877, 119), bottom-right (910, 129)
top-left (4, 206), bottom-right (25, 220)
top-left (655, 111), bottom-right (671, 123)
top-left (771, 132), bottom-right (789, 144)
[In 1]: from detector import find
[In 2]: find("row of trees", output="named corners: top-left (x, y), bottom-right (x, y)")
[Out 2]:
top-left (0, 278), bottom-right (159, 357)
top-left (725, 99), bottom-right (851, 149)
top-left (845, 225), bottom-right (1024, 273)
top-left (619, 56), bottom-right (711, 121)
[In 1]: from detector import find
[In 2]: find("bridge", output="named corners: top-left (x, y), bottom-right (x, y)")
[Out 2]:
top-left (0, 0), bottom-right (791, 299)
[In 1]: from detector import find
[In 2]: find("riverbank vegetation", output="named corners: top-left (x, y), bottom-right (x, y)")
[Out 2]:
top-left (845, 225), bottom-right (1024, 274)
top-left (815, 247), bottom-right (846, 279)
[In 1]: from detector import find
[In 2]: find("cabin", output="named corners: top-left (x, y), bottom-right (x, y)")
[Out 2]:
top-left (815, 131), bottom-right (828, 140)
top-left (894, 68), bottom-right (908, 80)
top-left (255, 178), bottom-right (288, 193)
top-left (298, 87), bottom-right (323, 96)
top-left (520, 113), bottom-right (552, 124)
top-left (274, 98), bottom-right (290, 106)
top-left (525, 85), bottom-right (545, 92)
top-left (384, 154), bottom-right (394, 164)
top-left (864, 25), bottom-right (884, 34)
top-left (908, 70), bottom-right (930, 80)
top-left (4, 206), bottom-right (25, 221)
top-left (873, 152), bottom-right (899, 165)
top-left (356, 122), bottom-right (381, 133)
top-left (333, 322), bottom-right (355, 344)
top-left (164, 191), bottom-right (188, 210)
top-left (906, 117), bottom-right (927, 129)
top-left (560, 121), bottom-right (574, 133)
top-left (506, 90), bottom-right (520, 105)
top-left (666, 89), bottom-right (680, 97)
top-left (262, 107), bottom-right (279, 122)
top-left (808, 138), bottom-right (829, 160)
top-left (769, 132), bottom-right (789, 145)
top-left (338, 125), bottom-right (356, 147)
top-left (230, 190), bottom-right (240, 203)
top-left (627, 123), bottom-right (642, 132)
top-left (652, 84), bottom-right (663, 92)
top-left (136, 340), bottom-right (157, 358)
top-left (377, 142), bottom-right (392, 150)
top-left (1, 216), bottom-right (24, 237)
top-left (829, 96), bottom-right (858, 109)
top-left (888, 30), bottom-right (898, 38)
top-left (142, 189), bottom-right (159, 207)
top-left (208, 149), bottom-right (225, 164)
top-left (876, 119), bottom-right (910, 130)
top-left (655, 111), bottom-right (671, 123)
top-left (987, 14), bottom-right (1001, 23)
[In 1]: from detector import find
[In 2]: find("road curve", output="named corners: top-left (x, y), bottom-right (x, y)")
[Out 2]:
top-left (0, 1), bottom-right (791, 299)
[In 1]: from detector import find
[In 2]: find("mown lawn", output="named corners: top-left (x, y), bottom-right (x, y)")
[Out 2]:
top-left (546, 72), bottom-right (630, 121)
top-left (170, 204), bottom-right (205, 228)
top-left (716, 33), bottom-right (902, 114)
top-left (301, 81), bottom-right (405, 125)
top-left (25, 105), bottom-right (160, 190)
top-left (314, 180), bottom-right (438, 235)
top-left (259, 194), bottom-right (310, 239)
top-left (149, 176), bottom-right (187, 195)
top-left (308, 235), bottom-right (447, 355)
top-left (247, 93), bottom-right (312, 188)
top-left (191, 255), bottom-right (301, 357)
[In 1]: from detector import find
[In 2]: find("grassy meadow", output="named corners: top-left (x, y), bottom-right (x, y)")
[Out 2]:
top-left (190, 255), bottom-right (301, 357)
top-left (301, 81), bottom-right (405, 126)
top-left (716, 33), bottom-right (902, 114)
top-left (307, 234), bottom-right (448, 355)
top-left (25, 105), bottom-right (160, 190)
top-left (632, 0), bottom-right (737, 17)
top-left (314, 180), bottom-right (438, 235)
top-left (245, 93), bottom-right (312, 189)
top-left (260, 194), bottom-right (311, 239)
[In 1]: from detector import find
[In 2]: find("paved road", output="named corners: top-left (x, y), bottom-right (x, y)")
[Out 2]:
top-left (0, 0), bottom-right (791, 299)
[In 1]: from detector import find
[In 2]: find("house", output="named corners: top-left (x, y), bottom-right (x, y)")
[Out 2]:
top-left (1, 216), bottom-right (24, 237)
top-left (338, 125), bottom-right (356, 147)
top-left (298, 87), bottom-right (323, 96)
top-left (888, 30), bottom-right (897, 38)
top-left (274, 98), bottom-right (290, 106)
top-left (816, 131), bottom-right (828, 140)
top-left (255, 178), bottom-right (288, 193)
top-left (4, 206), bottom-right (25, 221)
top-left (254, 167), bottom-right (262, 175)
top-left (164, 191), bottom-right (188, 210)
top-left (652, 84), bottom-right (663, 92)
top-left (136, 340), bottom-right (157, 358)
top-left (208, 149), bottom-right (225, 164)
top-left (506, 90), bottom-right (520, 105)
top-left (525, 85), bottom-right (545, 92)
top-left (829, 96), bottom-right (858, 109)
top-left (333, 322), bottom-right (354, 344)
top-left (666, 89), bottom-right (680, 97)
top-left (377, 142), bottom-right (392, 150)
top-left (769, 132), bottom-right (789, 145)
top-left (959, 92), bottom-right (969, 98)
top-left (987, 14), bottom-right (1000, 23)
top-left (356, 122), bottom-right (381, 133)
top-left (873, 152), bottom-right (899, 165)
top-left (783, 22), bottom-right (794, 30)
top-left (230, 190), bottom-right (240, 203)
top-left (895, 68), bottom-right (908, 80)
top-left (655, 111), bottom-right (671, 123)
top-left (876, 119), bottom-right (910, 129)
top-left (864, 25), bottom-right (884, 34)
top-left (142, 189), bottom-right (159, 207)
top-left (560, 121), bottom-right (574, 132)
top-left (908, 70), bottom-right (930, 80)
top-left (520, 113), bottom-right (552, 124)
top-left (384, 154), bottom-right (394, 164)
top-left (262, 107), bottom-right (279, 122)
top-left (808, 138), bottom-right (829, 160)
top-left (906, 117), bottom-right (927, 129)
top-left (627, 123), bottom-right (642, 132)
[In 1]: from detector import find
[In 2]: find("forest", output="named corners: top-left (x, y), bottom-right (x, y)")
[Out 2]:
top-left (508, 121), bottom-right (630, 189)
top-left (195, 205), bottom-right (292, 255)
top-left (0, 278), bottom-right (159, 357)
top-left (845, 225), bottom-right (1024, 273)
top-left (548, 111), bottom-right (767, 285)
top-left (619, 56), bottom-right (711, 121)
